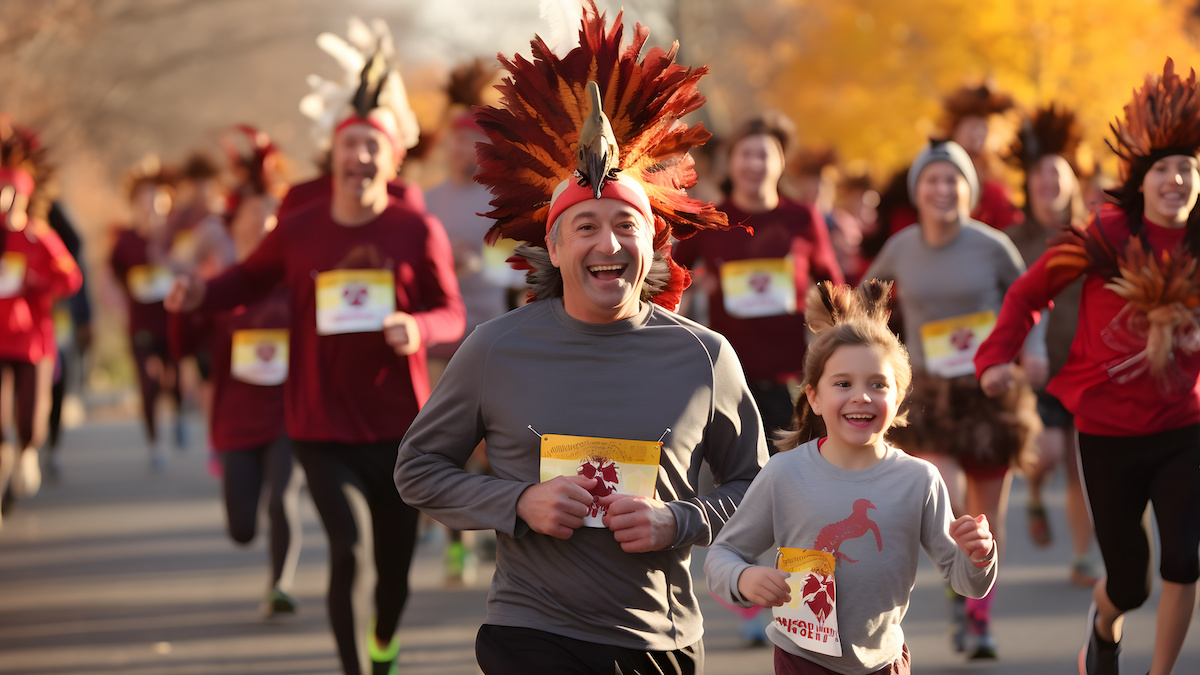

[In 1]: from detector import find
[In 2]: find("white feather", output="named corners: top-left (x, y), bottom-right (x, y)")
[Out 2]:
top-left (539, 0), bottom-right (582, 57)
top-left (316, 33), bottom-right (365, 78)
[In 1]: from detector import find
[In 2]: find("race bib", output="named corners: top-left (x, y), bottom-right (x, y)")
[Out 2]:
top-left (481, 238), bottom-right (527, 288)
top-left (773, 547), bottom-right (842, 657)
top-left (0, 252), bottom-right (27, 298)
top-left (54, 307), bottom-right (73, 346)
top-left (230, 329), bottom-right (289, 386)
top-left (170, 230), bottom-right (197, 265)
top-left (719, 257), bottom-right (796, 318)
top-left (539, 433), bottom-right (662, 528)
top-left (920, 310), bottom-right (997, 378)
top-left (314, 269), bottom-right (396, 335)
top-left (127, 264), bottom-right (174, 304)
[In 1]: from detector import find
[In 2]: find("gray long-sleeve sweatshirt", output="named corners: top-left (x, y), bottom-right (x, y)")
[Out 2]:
top-left (705, 440), bottom-right (996, 674)
top-left (395, 298), bottom-right (768, 651)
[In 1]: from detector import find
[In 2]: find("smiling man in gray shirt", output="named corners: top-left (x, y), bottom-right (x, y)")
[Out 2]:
top-left (394, 11), bottom-right (767, 672)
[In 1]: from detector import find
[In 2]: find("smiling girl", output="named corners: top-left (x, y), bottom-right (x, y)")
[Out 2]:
top-left (706, 280), bottom-right (996, 675)
top-left (977, 58), bottom-right (1200, 675)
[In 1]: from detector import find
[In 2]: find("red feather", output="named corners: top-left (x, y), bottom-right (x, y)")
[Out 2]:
top-left (474, 0), bottom-right (736, 309)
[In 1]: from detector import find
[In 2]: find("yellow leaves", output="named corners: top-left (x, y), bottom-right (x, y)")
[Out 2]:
top-left (715, 0), bottom-right (1200, 175)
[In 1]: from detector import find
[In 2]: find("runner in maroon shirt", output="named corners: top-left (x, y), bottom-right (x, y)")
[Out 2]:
top-left (674, 112), bottom-right (843, 440)
top-left (167, 21), bottom-right (464, 675)
top-left (169, 128), bottom-right (301, 619)
top-left (109, 164), bottom-right (183, 470)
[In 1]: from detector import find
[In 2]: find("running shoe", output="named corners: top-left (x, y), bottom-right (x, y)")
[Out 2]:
top-left (965, 617), bottom-right (998, 660)
top-left (1078, 602), bottom-right (1120, 675)
top-left (12, 448), bottom-right (41, 498)
top-left (367, 619), bottom-right (400, 675)
top-left (262, 587), bottom-right (297, 618)
top-left (444, 540), bottom-right (479, 586)
top-left (149, 445), bottom-right (167, 473)
top-left (1070, 554), bottom-right (1102, 589)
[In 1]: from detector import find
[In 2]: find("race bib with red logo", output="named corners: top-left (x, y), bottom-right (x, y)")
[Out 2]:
top-left (314, 269), bottom-right (396, 335)
top-left (539, 433), bottom-right (662, 528)
top-left (230, 329), bottom-right (289, 386)
top-left (773, 547), bottom-right (842, 657)
top-left (719, 257), bottom-right (797, 319)
top-left (0, 252), bottom-right (27, 298)
top-left (920, 310), bottom-right (997, 378)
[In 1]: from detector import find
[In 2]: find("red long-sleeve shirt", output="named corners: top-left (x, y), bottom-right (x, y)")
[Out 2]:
top-left (199, 197), bottom-right (464, 443)
top-left (0, 225), bottom-right (82, 363)
top-left (975, 210), bottom-right (1200, 436)
top-left (673, 197), bottom-right (843, 384)
top-left (171, 287), bottom-right (288, 452)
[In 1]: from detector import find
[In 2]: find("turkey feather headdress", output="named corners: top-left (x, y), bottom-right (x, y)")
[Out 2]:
top-left (473, 0), bottom-right (737, 310)
top-left (1108, 58), bottom-right (1200, 181)
top-left (298, 17), bottom-right (419, 151)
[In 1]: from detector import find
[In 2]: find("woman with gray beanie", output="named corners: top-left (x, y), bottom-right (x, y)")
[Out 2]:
top-left (863, 139), bottom-right (1045, 660)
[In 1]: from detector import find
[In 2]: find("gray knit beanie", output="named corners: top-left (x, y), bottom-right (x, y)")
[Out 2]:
top-left (907, 140), bottom-right (980, 210)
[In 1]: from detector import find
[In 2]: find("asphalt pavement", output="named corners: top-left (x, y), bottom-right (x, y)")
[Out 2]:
top-left (0, 416), bottom-right (1196, 674)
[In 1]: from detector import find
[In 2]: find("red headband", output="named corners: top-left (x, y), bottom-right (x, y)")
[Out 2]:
top-left (335, 114), bottom-right (398, 152)
top-left (546, 176), bottom-right (655, 234)
top-left (0, 168), bottom-right (34, 197)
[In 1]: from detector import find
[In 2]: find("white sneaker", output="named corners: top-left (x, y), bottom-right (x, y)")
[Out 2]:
top-left (13, 448), bottom-right (41, 498)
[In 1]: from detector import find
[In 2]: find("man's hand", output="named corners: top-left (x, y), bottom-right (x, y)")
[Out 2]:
top-left (383, 311), bottom-right (421, 356)
top-left (598, 494), bottom-right (677, 553)
top-left (978, 363), bottom-right (1014, 397)
top-left (951, 514), bottom-right (995, 567)
top-left (164, 274), bottom-right (205, 313)
top-left (1020, 353), bottom-right (1049, 389)
top-left (736, 566), bottom-right (792, 608)
top-left (516, 475), bottom-right (596, 539)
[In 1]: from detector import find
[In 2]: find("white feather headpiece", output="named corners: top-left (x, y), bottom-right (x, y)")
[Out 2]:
top-left (298, 16), bottom-right (420, 150)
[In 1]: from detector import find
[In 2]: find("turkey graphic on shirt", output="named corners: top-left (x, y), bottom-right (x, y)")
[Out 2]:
top-left (799, 498), bottom-right (882, 626)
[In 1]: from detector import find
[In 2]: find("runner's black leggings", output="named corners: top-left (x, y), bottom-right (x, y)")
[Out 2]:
top-left (221, 436), bottom-right (302, 589)
top-left (131, 332), bottom-right (180, 444)
top-left (1078, 424), bottom-right (1200, 612)
top-left (291, 439), bottom-right (419, 675)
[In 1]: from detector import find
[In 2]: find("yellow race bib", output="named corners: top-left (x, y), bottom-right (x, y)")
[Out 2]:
top-left (314, 269), bottom-right (396, 335)
top-left (230, 329), bottom-right (289, 386)
top-left (0, 252), bottom-right (27, 299)
top-left (539, 433), bottom-right (662, 528)
top-left (719, 257), bottom-right (796, 318)
top-left (773, 547), bottom-right (842, 657)
top-left (127, 264), bottom-right (174, 304)
top-left (920, 310), bottom-right (997, 378)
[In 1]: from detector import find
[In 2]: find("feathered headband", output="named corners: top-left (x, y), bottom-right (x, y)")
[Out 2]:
top-left (474, 0), bottom-right (734, 310)
top-left (1010, 104), bottom-right (1089, 176)
top-left (1108, 57), bottom-right (1200, 182)
top-left (0, 115), bottom-right (53, 221)
top-left (940, 83), bottom-right (1014, 134)
top-left (298, 17), bottom-right (420, 152)
top-left (223, 126), bottom-right (284, 193)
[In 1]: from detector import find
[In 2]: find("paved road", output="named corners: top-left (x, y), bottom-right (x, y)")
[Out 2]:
top-left (0, 417), bottom-right (1196, 674)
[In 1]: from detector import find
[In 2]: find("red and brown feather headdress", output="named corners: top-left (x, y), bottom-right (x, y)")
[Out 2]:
top-left (939, 83), bottom-right (1014, 135)
top-left (473, 0), bottom-right (735, 310)
top-left (1010, 104), bottom-right (1089, 176)
top-left (1108, 57), bottom-right (1200, 181)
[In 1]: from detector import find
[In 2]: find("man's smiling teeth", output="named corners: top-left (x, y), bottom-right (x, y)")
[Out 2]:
top-left (844, 414), bottom-right (874, 420)
top-left (590, 264), bottom-right (625, 272)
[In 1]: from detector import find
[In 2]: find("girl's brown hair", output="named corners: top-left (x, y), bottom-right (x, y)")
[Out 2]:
top-left (774, 279), bottom-right (912, 452)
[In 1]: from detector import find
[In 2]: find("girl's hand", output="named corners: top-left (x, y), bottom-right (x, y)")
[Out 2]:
top-left (951, 514), bottom-right (995, 567)
top-left (736, 566), bottom-right (792, 608)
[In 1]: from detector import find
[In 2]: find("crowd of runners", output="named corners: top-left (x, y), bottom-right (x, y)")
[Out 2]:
top-left (2, 3), bottom-right (1198, 675)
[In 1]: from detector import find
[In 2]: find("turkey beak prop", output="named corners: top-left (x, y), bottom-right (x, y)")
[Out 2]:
top-left (576, 81), bottom-right (620, 199)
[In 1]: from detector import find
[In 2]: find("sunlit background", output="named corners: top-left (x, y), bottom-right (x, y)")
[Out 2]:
top-left (5, 0), bottom-right (1200, 401)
